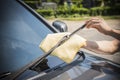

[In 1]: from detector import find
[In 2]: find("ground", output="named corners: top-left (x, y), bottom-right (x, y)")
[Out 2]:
top-left (47, 19), bottom-right (120, 64)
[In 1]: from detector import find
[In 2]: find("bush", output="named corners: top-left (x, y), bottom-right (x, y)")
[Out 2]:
top-left (24, 0), bottom-right (120, 18)
top-left (71, 8), bottom-right (89, 15)
top-left (102, 7), bottom-right (111, 16)
top-left (79, 8), bottom-right (89, 15)
top-left (35, 3), bottom-right (120, 18)
top-left (36, 9), bottom-right (53, 17)
top-left (105, 5), bottom-right (120, 15)
top-left (90, 6), bottom-right (120, 16)
top-left (24, 1), bottom-right (39, 9)
top-left (90, 7), bottom-right (103, 16)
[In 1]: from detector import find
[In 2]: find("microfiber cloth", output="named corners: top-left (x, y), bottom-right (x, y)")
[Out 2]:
top-left (39, 32), bottom-right (86, 63)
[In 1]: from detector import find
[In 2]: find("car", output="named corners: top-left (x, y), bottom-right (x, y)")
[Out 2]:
top-left (0, 0), bottom-right (120, 80)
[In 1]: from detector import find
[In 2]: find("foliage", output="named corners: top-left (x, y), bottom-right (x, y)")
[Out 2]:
top-left (36, 9), bottom-right (53, 17)
top-left (24, 0), bottom-right (120, 19)
top-left (90, 6), bottom-right (120, 16)
top-left (24, 1), bottom-right (38, 9)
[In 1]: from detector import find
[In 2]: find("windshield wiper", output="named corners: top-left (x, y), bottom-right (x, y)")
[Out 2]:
top-left (7, 23), bottom-right (86, 80)
top-left (0, 72), bottom-right (11, 79)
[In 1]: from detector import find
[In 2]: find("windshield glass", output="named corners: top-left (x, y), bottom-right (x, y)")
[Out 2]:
top-left (0, 0), bottom-right (60, 73)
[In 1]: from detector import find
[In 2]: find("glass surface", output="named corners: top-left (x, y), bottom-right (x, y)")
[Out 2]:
top-left (0, 0), bottom-right (62, 73)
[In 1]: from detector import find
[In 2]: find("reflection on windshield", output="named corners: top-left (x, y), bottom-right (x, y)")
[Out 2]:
top-left (0, 0), bottom-right (53, 73)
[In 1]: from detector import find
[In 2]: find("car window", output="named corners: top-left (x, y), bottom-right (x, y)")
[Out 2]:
top-left (0, 0), bottom-right (63, 73)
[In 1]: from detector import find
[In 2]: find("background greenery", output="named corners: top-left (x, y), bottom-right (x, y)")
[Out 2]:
top-left (24, 0), bottom-right (120, 20)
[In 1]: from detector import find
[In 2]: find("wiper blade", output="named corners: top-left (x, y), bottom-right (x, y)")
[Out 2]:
top-left (8, 23), bottom-right (86, 80)
top-left (0, 72), bottom-right (11, 79)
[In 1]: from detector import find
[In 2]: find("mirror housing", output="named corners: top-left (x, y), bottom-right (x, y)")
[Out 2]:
top-left (52, 20), bottom-right (68, 32)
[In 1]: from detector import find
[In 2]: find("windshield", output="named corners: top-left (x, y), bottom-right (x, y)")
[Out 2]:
top-left (0, 0), bottom-right (61, 73)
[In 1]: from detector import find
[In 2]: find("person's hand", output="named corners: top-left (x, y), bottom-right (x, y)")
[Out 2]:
top-left (84, 17), bottom-right (120, 54)
top-left (85, 17), bottom-right (112, 35)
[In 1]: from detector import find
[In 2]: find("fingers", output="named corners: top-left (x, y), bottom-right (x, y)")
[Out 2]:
top-left (84, 17), bottom-right (112, 35)
top-left (87, 23), bottom-right (101, 32)
top-left (86, 17), bottom-right (101, 23)
top-left (86, 17), bottom-right (100, 23)
top-left (86, 18), bottom-right (101, 29)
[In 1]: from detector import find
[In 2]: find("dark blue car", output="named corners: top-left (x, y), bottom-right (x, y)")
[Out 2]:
top-left (0, 0), bottom-right (120, 80)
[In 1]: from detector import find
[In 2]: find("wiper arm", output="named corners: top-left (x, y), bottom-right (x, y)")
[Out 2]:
top-left (8, 23), bottom-right (86, 80)
top-left (0, 72), bottom-right (11, 79)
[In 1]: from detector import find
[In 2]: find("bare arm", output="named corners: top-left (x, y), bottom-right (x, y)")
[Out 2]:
top-left (86, 17), bottom-right (120, 40)
top-left (84, 39), bottom-right (120, 54)
top-left (108, 29), bottom-right (120, 40)
top-left (83, 17), bottom-right (120, 54)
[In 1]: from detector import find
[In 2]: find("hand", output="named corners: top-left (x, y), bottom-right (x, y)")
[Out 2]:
top-left (85, 17), bottom-right (112, 35)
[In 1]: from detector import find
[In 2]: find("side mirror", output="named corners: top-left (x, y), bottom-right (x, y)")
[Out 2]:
top-left (52, 20), bottom-right (68, 32)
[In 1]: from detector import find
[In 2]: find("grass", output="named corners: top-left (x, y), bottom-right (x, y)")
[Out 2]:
top-left (45, 15), bottom-right (120, 21)
top-left (102, 15), bottom-right (120, 20)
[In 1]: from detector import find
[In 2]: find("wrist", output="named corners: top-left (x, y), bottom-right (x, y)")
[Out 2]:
top-left (105, 28), bottom-right (113, 36)
top-left (108, 29), bottom-right (120, 40)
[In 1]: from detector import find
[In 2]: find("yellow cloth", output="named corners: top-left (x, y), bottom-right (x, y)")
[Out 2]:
top-left (39, 32), bottom-right (86, 63)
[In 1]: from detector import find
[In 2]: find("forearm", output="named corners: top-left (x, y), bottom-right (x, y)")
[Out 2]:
top-left (107, 29), bottom-right (120, 40)
top-left (84, 40), bottom-right (120, 54)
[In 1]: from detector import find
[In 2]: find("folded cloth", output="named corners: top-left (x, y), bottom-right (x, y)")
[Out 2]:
top-left (39, 32), bottom-right (86, 63)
